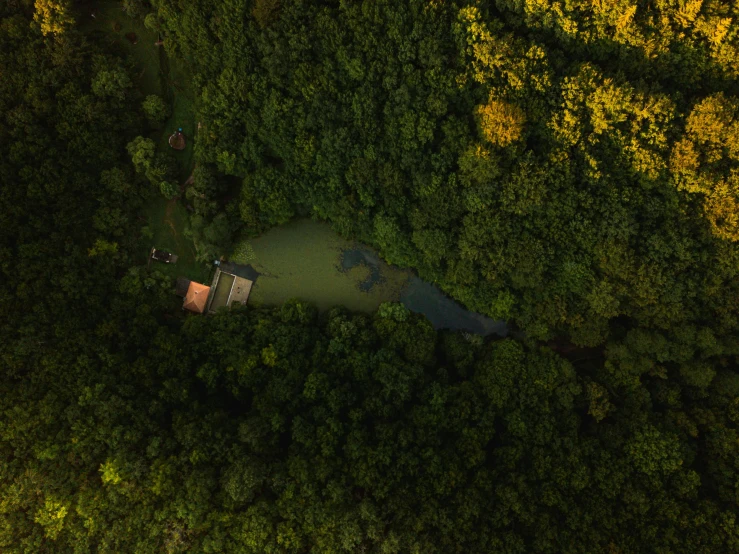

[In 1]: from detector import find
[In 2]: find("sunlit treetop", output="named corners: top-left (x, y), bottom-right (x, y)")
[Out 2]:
top-left (33, 0), bottom-right (74, 36)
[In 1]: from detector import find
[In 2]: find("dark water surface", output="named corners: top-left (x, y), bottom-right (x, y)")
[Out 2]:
top-left (400, 277), bottom-right (507, 337)
top-left (340, 247), bottom-right (507, 337)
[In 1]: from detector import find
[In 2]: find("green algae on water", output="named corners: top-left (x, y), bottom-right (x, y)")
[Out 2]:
top-left (234, 220), bottom-right (410, 312)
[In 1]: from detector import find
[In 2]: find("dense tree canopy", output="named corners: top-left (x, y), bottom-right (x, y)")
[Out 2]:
top-left (0, 0), bottom-right (147, 379)
top-left (148, 0), bottom-right (739, 382)
top-left (2, 1), bottom-right (739, 552)
top-left (3, 297), bottom-right (739, 552)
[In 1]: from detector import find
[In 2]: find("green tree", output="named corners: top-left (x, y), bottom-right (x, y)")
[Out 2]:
top-left (122, 0), bottom-right (150, 19)
top-left (142, 94), bottom-right (171, 127)
top-left (477, 96), bottom-right (526, 147)
top-left (127, 136), bottom-right (156, 173)
top-left (33, 0), bottom-right (74, 36)
top-left (159, 180), bottom-right (178, 199)
top-left (91, 65), bottom-right (133, 102)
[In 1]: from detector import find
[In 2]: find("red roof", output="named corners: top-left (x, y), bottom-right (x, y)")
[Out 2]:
top-left (183, 282), bottom-right (210, 313)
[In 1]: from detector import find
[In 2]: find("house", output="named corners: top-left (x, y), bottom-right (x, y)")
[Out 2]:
top-left (182, 281), bottom-right (211, 314)
top-left (175, 264), bottom-right (254, 315)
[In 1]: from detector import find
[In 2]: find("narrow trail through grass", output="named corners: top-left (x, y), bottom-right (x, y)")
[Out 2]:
top-left (84, 2), bottom-right (208, 283)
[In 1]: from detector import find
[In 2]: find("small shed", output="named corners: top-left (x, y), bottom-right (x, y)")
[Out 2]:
top-left (183, 282), bottom-right (211, 314)
top-left (169, 128), bottom-right (186, 151)
top-left (151, 248), bottom-right (178, 263)
top-left (175, 277), bottom-right (191, 298)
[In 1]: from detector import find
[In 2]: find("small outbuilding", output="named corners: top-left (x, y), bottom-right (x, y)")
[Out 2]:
top-left (151, 248), bottom-right (178, 264)
top-left (169, 128), bottom-right (186, 150)
top-left (183, 281), bottom-right (211, 314)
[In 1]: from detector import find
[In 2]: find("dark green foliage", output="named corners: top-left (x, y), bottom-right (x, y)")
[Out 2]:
top-left (2, 301), bottom-right (739, 552)
top-left (185, 164), bottom-right (223, 218)
top-left (186, 211), bottom-right (237, 262)
top-left (149, 0), bottom-right (739, 393)
top-left (122, 0), bottom-right (150, 20)
top-left (0, 5), bottom-right (144, 379)
top-left (142, 94), bottom-right (171, 127)
top-left (182, 164), bottom-right (242, 260)
top-left (3, 2), bottom-right (739, 553)
top-left (128, 135), bottom-right (178, 188)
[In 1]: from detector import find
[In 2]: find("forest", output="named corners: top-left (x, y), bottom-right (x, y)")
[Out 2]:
top-left (2, 0), bottom-right (739, 552)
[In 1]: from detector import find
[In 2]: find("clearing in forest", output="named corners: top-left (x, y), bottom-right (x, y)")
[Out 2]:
top-left (84, 2), bottom-right (205, 281)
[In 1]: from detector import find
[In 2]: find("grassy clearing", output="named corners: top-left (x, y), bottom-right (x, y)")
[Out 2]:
top-left (84, 2), bottom-right (205, 283)
top-left (81, 2), bottom-right (163, 97)
top-left (159, 58), bottom-right (198, 182)
top-left (82, 3), bottom-right (197, 179)
top-left (236, 220), bottom-right (411, 312)
top-left (144, 199), bottom-right (211, 283)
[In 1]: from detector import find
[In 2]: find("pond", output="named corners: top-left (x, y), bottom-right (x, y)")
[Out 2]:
top-left (232, 220), bottom-right (507, 337)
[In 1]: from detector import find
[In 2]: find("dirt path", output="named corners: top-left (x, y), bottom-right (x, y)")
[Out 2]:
top-left (164, 200), bottom-right (180, 239)
top-left (163, 200), bottom-right (199, 261)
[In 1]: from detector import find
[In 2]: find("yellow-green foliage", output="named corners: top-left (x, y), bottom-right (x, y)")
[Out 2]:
top-left (477, 97), bottom-right (526, 147)
top-left (34, 497), bottom-right (69, 540)
top-left (671, 93), bottom-right (739, 240)
top-left (33, 0), bottom-right (74, 36)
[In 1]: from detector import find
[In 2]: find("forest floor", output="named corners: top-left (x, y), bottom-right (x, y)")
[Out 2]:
top-left (84, 2), bottom-right (208, 283)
